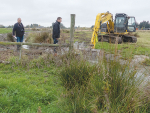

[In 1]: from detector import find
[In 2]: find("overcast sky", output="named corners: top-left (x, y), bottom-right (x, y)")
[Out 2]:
top-left (0, 0), bottom-right (149, 27)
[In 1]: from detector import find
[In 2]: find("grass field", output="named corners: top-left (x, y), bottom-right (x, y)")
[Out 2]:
top-left (64, 30), bottom-right (150, 59)
top-left (0, 52), bottom-right (149, 113)
top-left (0, 29), bottom-right (150, 112)
top-left (64, 30), bottom-right (150, 58)
top-left (0, 57), bottom-right (63, 113)
top-left (0, 28), bottom-right (12, 34)
top-left (94, 31), bottom-right (150, 59)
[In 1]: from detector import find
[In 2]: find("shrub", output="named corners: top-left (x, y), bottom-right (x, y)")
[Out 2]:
top-left (32, 28), bottom-right (40, 31)
top-left (60, 58), bottom-right (95, 89)
top-left (25, 32), bottom-right (53, 43)
top-left (95, 60), bottom-right (141, 112)
top-left (59, 53), bottom-right (148, 112)
top-left (62, 29), bottom-right (70, 33)
top-left (143, 58), bottom-right (150, 66)
top-left (7, 33), bottom-right (15, 42)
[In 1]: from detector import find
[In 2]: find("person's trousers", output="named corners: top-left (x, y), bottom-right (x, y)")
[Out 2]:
top-left (53, 38), bottom-right (58, 44)
top-left (17, 36), bottom-right (24, 51)
top-left (17, 36), bottom-right (24, 42)
top-left (53, 38), bottom-right (58, 53)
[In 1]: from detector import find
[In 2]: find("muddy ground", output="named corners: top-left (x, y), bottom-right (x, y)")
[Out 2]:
top-left (0, 43), bottom-right (150, 85)
top-left (0, 45), bottom-right (58, 61)
top-left (0, 34), bottom-right (7, 41)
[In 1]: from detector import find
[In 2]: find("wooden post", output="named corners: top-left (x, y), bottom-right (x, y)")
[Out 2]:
top-left (19, 42), bottom-right (22, 60)
top-left (70, 14), bottom-right (75, 50)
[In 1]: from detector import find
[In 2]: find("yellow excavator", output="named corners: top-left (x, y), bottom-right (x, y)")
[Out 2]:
top-left (91, 11), bottom-right (137, 48)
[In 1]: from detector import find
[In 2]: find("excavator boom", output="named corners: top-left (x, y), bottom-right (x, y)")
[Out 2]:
top-left (91, 12), bottom-right (113, 48)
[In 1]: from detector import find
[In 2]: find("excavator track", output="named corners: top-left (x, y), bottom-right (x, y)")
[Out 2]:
top-left (123, 35), bottom-right (137, 43)
top-left (98, 35), bottom-right (122, 44)
top-left (98, 35), bottom-right (137, 44)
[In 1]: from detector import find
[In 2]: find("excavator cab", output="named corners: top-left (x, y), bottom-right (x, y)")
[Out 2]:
top-left (114, 13), bottom-right (136, 33)
top-left (127, 16), bottom-right (136, 32)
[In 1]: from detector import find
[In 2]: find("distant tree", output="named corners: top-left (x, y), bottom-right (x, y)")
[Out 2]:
top-left (91, 25), bottom-right (94, 29)
top-left (25, 25), bottom-right (30, 28)
top-left (7, 25), bottom-right (13, 28)
top-left (139, 21), bottom-right (150, 28)
top-left (60, 23), bottom-right (66, 29)
top-left (135, 22), bottom-right (139, 28)
top-left (75, 26), bottom-right (78, 29)
top-left (52, 22), bottom-right (66, 29)
top-left (52, 22), bottom-right (54, 27)
top-left (0, 25), bottom-right (5, 28)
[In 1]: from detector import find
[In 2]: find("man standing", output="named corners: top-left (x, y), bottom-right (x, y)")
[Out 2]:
top-left (12, 18), bottom-right (25, 51)
top-left (53, 17), bottom-right (62, 44)
top-left (53, 17), bottom-right (62, 55)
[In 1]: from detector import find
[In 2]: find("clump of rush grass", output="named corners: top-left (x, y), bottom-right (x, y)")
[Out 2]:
top-left (25, 32), bottom-right (53, 43)
top-left (32, 28), bottom-right (40, 31)
top-left (59, 58), bottom-right (95, 89)
top-left (7, 33), bottom-right (15, 42)
top-left (62, 29), bottom-right (70, 33)
top-left (94, 59), bottom-right (143, 112)
top-left (58, 51), bottom-right (149, 113)
top-left (142, 58), bottom-right (150, 66)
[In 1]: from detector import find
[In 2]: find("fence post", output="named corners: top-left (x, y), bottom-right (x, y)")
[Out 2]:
top-left (19, 42), bottom-right (22, 60)
top-left (70, 14), bottom-right (75, 50)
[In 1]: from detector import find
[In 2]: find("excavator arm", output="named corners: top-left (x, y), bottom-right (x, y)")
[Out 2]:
top-left (91, 12), bottom-right (113, 48)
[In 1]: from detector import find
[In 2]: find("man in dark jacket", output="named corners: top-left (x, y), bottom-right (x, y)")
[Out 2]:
top-left (12, 18), bottom-right (25, 51)
top-left (13, 18), bottom-right (25, 42)
top-left (53, 17), bottom-right (62, 55)
top-left (53, 17), bottom-right (62, 44)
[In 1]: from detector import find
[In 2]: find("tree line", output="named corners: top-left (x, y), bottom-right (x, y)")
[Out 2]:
top-left (1, 21), bottom-right (150, 29)
top-left (136, 21), bottom-right (150, 29)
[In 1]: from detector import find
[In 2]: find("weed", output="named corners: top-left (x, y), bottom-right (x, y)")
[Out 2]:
top-left (60, 58), bottom-right (94, 89)
top-left (143, 58), bottom-right (150, 66)
top-left (58, 52), bottom-right (149, 112)
top-left (7, 33), bottom-right (15, 42)
top-left (62, 29), bottom-right (70, 33)
top-left (25, 32), bottom-right (53, 43)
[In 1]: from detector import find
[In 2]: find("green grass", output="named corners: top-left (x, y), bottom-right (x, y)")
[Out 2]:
top-left (0, 60), bottom-right (63, 112)
top-left (0, 52), bottom-right (149, 113)
top-left (95, 42), bottom-right (150, 59)
top-left (0, 28), bottom-right (12, 34)
top-left (60, 30), bottom-right (92, 43)
top-left (143, 58), bottom-right (150, 66)
top-left (58, 52), bottom-right (149, 113)
top-left (95, 31), bottom-right (150, 59)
